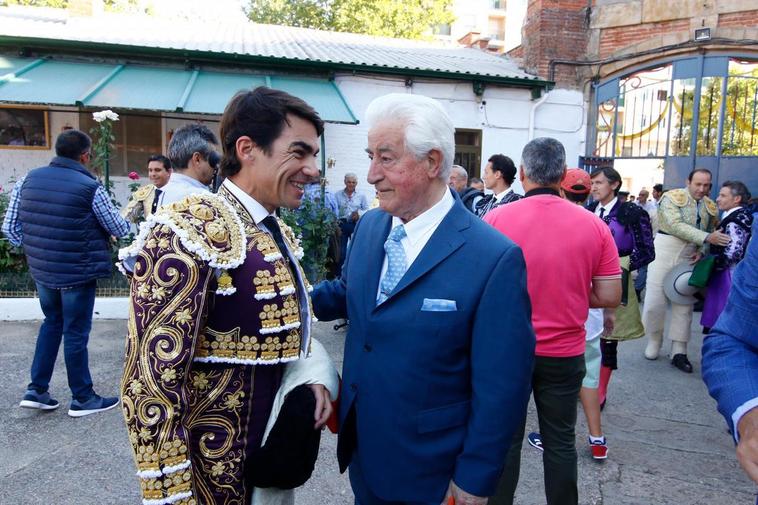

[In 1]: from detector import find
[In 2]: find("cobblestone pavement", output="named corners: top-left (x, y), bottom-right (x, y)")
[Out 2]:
top-left (0, 318), bottom-right (755, 504)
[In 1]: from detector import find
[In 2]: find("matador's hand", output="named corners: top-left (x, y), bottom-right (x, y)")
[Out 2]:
top-left (309, 384), bottom-right (332, 429)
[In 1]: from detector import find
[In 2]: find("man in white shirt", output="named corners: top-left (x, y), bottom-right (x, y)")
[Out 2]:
top-left (475, 154), bottom-right (523, 217)
top-left (157, 124), bottom-right (219, 207)
top-left (118, 87), bottom-right (336, 504)
top-left (312, 93), bottom-right (534, 505)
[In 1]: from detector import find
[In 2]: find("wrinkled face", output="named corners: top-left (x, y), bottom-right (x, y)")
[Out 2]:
top-left (687, 172), bottom-right (712, 201)
top-left (366, 121), bottom-right (439, 222)
top-left (590, 172), bottom-right (619, 204)
top-left (482, 162), bottom-right (498, 190)
top-left (344, 177), bottom-right (358, 194)
top-left (148, 161), bottom-right (171, 188)
top-left (247, 114), bottom-right (320, 212)
top-left (638, 191), bottom-right (648, 205)
top-left (448, 172), bottom-right (467, 192)
top-left (716, 186), bottom-right (740, 211)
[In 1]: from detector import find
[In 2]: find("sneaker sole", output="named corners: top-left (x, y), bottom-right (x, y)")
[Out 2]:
top-left (19, 400), bottom-right (59, 410)
top-left (527, 440), bottom-right (544, 452)
top-left (67, 401), bottom-right (119, 418)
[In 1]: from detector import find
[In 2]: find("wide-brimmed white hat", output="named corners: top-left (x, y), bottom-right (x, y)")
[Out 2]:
top-left (663, 262), bottom-right (701, 305)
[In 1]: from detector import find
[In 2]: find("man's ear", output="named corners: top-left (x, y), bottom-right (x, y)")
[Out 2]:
top-left (519, 166), bottom-right (525, 182)
top-left (236, 136), bottom-right (256, 164)
top-left (190, 151), bottom-right (203, 166)
top-left (426, 149), bottom-right (443, 178)
top-left (559, 165), bottom-right (567, 185)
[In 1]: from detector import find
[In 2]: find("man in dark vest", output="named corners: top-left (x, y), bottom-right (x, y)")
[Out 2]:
top-left (2, 129), bottom-right (130, 417)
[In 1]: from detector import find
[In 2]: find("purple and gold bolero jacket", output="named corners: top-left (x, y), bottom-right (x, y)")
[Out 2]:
top-left (118, 186), bottom-right (312, 505)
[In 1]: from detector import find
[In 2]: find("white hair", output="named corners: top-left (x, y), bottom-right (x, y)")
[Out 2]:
top-left (364, 93), bottom-right (454, 180)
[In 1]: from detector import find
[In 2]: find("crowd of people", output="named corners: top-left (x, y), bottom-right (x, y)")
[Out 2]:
top-left (2, 87), bottom-right (756, 505)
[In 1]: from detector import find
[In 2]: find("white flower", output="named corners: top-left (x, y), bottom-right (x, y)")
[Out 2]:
top-left (92, 109), bottom-right (119, 123)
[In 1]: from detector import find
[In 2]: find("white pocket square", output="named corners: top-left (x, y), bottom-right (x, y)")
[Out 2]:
top-left (421, 298), bottom-right (457, 312)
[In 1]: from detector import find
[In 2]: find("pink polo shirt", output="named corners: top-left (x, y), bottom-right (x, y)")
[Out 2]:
top-left (485, 193), bottom-right (621, 357)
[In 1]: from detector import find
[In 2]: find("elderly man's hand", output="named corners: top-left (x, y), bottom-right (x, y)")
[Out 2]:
top-left (737, 407), bottom-right (758, 484)
top-left (308, 384), bottom-right (332, 430)
top-left (441, 481), bottom-right (487, 505)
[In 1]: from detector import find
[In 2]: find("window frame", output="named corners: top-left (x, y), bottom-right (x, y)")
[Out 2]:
top-left (0, 105), bottom-right (51, 151)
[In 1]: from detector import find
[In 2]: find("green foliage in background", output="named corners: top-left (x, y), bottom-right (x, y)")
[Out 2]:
top-left (245, 0), bottom-right (455, 40)
top-left (280, 192), bottom-right (337, 284)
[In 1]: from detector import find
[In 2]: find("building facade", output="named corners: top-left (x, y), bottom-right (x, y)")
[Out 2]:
top-left (0, 4), bottom-right (587, 206)
top-left (510, 0), bottom-right (758, 195)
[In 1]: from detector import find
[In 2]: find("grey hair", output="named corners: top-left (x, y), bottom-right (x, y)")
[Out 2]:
top-left (344, 172), bottom-right (358, 181)
top-left (168, 124), bottom-right (218, 170)
top-left (451, 165), bottom-right (468, 181)
top-left (364, 93), bottom-right (454, 180)
top-left (521, 137), bottom-right (566, 186)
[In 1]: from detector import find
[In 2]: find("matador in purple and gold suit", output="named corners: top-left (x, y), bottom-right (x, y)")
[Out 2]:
top-left (119, 179), bottom-right (320, 505)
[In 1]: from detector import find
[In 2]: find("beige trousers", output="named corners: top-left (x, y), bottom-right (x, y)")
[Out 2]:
top-left (642, 234), bottom-right (698, 347)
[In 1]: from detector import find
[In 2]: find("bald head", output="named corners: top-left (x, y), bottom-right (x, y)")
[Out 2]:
top-left (448, 165), bottom-right (468, 193)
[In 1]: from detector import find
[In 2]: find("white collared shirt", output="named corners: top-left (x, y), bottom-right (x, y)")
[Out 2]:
top-left (377, 188), bottom-right (454, 297)
top-left (595, 196), bottom-right (618, 217)
top-left (722, 206), bottom-right (742, 220)
top-left (495, 188), bottom-right (513, 203)
top-left (223, 178), bottom-right (312, 353)
top-left (157, 172), bottom-right (209, 208)
top-left (222, 178), bottom-right (271, 225)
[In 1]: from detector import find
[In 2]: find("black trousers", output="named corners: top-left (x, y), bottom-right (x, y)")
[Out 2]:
top-left (491, 354), bottom-right (585, 505)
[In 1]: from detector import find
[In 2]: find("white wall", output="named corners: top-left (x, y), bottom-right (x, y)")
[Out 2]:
top-left (325, 75), bottom-right (586, 197)
top-left (0, 80), bottom-right (586, 206)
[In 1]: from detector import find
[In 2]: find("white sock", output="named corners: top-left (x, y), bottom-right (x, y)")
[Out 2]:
top-left (589, 435), bottom-right (605, 444)
top-left (672, 341), bottom-right (687, 356)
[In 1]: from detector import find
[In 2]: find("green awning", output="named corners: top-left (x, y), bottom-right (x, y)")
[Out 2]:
top-left (0, 56), bottom-right (357, 124)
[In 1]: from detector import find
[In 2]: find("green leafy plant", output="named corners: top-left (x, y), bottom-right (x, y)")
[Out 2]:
top-left (281, 190), bottom-right (337, 283)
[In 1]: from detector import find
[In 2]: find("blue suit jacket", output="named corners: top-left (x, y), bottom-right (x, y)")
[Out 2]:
top-left (312, 194), bottom-right (535, 502)
top-left (702, 221), bottom-right (758, 439)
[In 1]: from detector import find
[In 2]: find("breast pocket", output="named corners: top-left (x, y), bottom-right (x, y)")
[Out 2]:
top-left (417, 400), bottom-right (470, 434)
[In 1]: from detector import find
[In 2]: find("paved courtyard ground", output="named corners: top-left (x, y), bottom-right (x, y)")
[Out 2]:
top-left (0, 317), bottom-right (755, 504)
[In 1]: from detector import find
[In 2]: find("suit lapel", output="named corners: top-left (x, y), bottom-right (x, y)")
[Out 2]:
top-left (383, 201), bottom-right (469, 303)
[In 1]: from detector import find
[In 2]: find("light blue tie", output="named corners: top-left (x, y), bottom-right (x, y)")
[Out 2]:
top-left (377, 225), bottom-right (407, 304)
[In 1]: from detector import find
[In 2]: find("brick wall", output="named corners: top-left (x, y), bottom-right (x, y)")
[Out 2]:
top-left (718, 9), bottom-right (758, 27)
top-left (521, 0), bottom-right (590, 88)
top-left (519, 0), bottom-right (758, 89)
top-left (598, 19), bottom-right (690, 58)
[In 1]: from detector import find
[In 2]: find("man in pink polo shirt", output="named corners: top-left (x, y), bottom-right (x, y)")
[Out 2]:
top-left (485, 138), bottom-right (621, 505)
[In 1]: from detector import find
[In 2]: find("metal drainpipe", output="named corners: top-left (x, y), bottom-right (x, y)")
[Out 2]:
top-left (528, 91), bottom-right (550, 140)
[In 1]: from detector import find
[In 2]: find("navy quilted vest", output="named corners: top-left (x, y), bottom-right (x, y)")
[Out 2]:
top-left (18, 157), bottom-right (112, 288)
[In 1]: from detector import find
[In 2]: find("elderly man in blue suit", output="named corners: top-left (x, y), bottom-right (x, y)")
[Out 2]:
top-left (312, 94), bottom-right (535, 505)
top-left (702, 221), bottom-right (758, 485)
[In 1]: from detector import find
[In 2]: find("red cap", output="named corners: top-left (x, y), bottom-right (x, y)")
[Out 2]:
top-left (561, 168), bottom-right (591, 194)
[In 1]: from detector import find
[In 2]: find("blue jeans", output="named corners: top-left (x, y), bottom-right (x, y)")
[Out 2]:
top-left (29, 281), bottom-right (97, 402)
